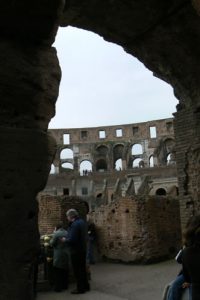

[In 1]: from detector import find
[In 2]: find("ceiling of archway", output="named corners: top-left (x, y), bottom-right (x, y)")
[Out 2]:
top-left (60, 0), bottom-right (200, 105)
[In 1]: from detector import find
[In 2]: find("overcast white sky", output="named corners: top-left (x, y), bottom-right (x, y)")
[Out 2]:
top-left (49, 27), bottom-right (178, 129)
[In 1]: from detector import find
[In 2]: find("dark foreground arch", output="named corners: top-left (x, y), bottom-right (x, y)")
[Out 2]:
top-left (0, 0), bottom-right (200, 298)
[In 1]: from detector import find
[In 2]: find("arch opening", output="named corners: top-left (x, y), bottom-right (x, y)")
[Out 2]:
top-left (96, 159), bottom-right (107, 172)
top-left (115, 158), bottom-right (123, 170)
top-left (132, 158), bottom-right (142, 168)
top-left (156, 188), bottom-right (167, 196)
top-left (132, 144), bottom-right (143, 155)
top-left (60, 148), bottom-right (74, 160)
top-left (80, 160), bottom-right (92, 175)
top-left (61, 162), bottom-right (74, 170)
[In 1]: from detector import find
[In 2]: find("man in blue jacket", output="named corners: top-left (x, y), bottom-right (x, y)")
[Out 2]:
top-left (66, 209), bottom-right (90, 294)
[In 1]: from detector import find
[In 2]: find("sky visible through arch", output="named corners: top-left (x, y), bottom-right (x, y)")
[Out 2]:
top-left (49, 26), bottom-right (178, 129)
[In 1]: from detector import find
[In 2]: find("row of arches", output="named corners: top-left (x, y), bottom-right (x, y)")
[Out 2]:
top-left (59, 138), bottom-right (175, 161)
top-left (50, 152), bottom-right (174, 174)
top-left (59, 143), bottom-right (143, 161)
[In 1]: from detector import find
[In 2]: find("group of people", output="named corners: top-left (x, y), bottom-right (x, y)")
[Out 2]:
top-left (166, 215), bottom-right (200, 300)
top-left (50, 209), bottom-right (96, 294)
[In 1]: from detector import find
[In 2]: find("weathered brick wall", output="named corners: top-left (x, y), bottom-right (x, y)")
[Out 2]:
top-left (174, 107), bottom-right (200, 229)
top-left (90, 196), bottom-right (181, 263)
top-left (38, 195), bottom-right (88, 235)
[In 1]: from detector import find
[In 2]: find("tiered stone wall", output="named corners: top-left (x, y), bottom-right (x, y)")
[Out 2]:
top-left (90, 196), bottom-right (181, 263)
top-left (38, 195), bottom-right (88, 235)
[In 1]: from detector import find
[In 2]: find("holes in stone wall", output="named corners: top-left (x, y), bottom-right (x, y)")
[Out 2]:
top-left (115, 158), bottom-right (122, 170)
top-left (80, 160), bottom-right (92, 175)
top-left (156, 188), bottom-right (166, 196)
top-left (50, 164), bottom-right (56, 174)
top-left (150, 126), bottom-right (157, 138)
top-left (81, 130), bottom-right (88, 139)
top-left (96, 145), bottom-right (108, 155)
top-left (63, 188), bottom-right (69, 195)
top-left (99, 130), bottom-right (106, 139)
top-left (132, 127), bottom-right (139, 135)
top-left (132, 144), bottom-right (143, 155)
top-left (63, 133), bottom-right (70, 144)
top-left (149, 155), bottom-right (155, 167)
top-left (116, 128), bottom-right (123, 137)
top-left (96, 159), bottom-right (107, 171)
top-left (62, 162), bottom-right (74, 170)
top-left (60, 148), bottom-right (74, 159)
top-left (132, 158), bottom-right (142, 168)
top-left (167, 153), bottom-right (172, 165)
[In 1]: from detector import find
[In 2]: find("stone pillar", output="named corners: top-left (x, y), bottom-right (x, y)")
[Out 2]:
top-left (0, 1), bottom-right (64, 298)
top-left (174, 103), bottom-right (200, 229)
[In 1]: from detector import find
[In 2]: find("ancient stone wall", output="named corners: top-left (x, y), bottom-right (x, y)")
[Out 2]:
top-left (90, 196), bottom-right (181, 263)
top-left (50, 117), bottom-right (175, 173)
top-left (38, 195), bottom-right (88, 235)
top-left (44, 118), bottom-right (177, 209)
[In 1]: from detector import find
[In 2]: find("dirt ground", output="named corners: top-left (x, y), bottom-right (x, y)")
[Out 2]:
top-left (37, 259), bottom-right (180, 300)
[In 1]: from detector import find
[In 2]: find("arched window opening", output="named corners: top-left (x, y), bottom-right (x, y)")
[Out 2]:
top-left (167, 153), bottom-right (172, 165)
top-left (96, 145), bottom-right (108, 156)
top-left (96, 159), bottom-right (107, 172)
top-left (61, 162), bottom-right (74, 170)
top-left (156, 188), bottom-right (167, 196)
top-left (60, 148), bottom-right (74, 160)
top-left (132, 158), bottom-right (142, 168)
top-left (132, 144), bottom-right (143, 155)
top-left (149, 155), bottom-right (154, 167)
top-left (80, 160), bottom-right (92, 175)
top-left (50, 164), bottom-right (56, 174)
top-left (113, 144), bottom-right (124, 161)
top-left (115, 158), bottom-right (122, 170)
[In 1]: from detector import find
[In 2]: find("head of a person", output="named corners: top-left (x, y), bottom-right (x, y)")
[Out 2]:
top-left (66, 209), bottom-right (79, 223)
top-left (184, 215), bottom-right (200, 247)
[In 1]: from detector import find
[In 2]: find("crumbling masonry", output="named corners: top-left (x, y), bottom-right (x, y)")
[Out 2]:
top-left (1, 1), bottom-right (200, 299)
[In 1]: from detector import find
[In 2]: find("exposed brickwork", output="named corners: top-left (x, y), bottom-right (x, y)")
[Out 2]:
top-left (174, 107), bottom-right (200, 229)
top-left (90, 196), bottom-right (181, 263)
top-left (38, 195), bottom-right (88, 235)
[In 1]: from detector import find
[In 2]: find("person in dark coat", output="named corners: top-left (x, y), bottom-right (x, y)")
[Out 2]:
top-left (66, 209), bottom-right (90, 294)
top-left (50, 222), bottom-right (69, 292)
top-left (182, 215), bottom-right (200, 300)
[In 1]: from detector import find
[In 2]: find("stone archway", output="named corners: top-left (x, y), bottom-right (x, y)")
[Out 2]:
top-left (1, 0), bottom-right (200, 298)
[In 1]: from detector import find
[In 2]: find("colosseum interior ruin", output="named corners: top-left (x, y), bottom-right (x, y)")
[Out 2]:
top-left (1, 0), bottom-right (200, 299)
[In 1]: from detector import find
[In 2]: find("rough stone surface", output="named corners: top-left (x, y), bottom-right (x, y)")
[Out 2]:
top-left (38, 195), bottom-right (88, 235)
top-left (90, 196), bottom-right (181, 263)
top-left (0, 129), bottom-right (56, 299)
top-left (0, 41), bottom-right (61, 130)
top-left (0, 1), bottom-right (63, 299)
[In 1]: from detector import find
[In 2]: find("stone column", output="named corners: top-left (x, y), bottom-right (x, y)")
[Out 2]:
top-left (0, 1), bottom-right (64, 299)
top-left (174, 103), bottom-right (200, 228)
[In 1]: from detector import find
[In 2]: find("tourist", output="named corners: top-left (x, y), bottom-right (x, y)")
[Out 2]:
top-left (50, 222), bottom-right (69, 292)
top-left (182, 215), bottom-right (200, 300)
top-left (66, 209), bottom-right (90, 294)
top-left (166, 248), bottom-right (191, 300)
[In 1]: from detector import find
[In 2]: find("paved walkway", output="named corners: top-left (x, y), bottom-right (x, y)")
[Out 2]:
top-left (38, 260), bottom-right (179, 300)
